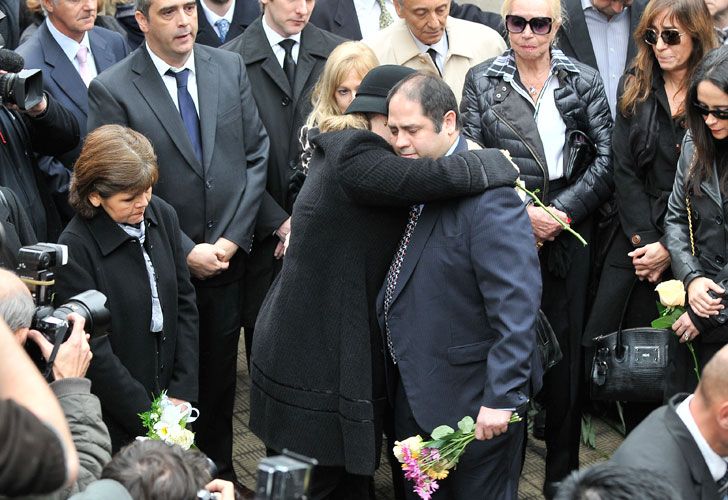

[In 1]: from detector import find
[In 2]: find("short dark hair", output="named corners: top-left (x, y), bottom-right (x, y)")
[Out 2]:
top-left (386, 72), bottom-right (460, 133)
top-left (69, 125), bottom-right (159, 219)
top-left (135, 0), bottom-right (151, 18)
top-left (555, 463), bottom-right (681, 500)
top-left (101, 440), bottom-right (212, 500)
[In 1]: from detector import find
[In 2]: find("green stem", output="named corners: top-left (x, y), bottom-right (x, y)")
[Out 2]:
top-left (686, 341), bottom-right (701, 382)
top-left (516, 184), bottom-right (588, 246)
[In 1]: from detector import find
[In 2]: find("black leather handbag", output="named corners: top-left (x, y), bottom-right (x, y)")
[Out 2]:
top-left (536, 309), bottom-right (562, 372)
top-left (590, 279), bottom-right (675, 402)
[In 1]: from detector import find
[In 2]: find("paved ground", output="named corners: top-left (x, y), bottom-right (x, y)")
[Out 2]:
top-left (231, 342), bottom-right (624, 499)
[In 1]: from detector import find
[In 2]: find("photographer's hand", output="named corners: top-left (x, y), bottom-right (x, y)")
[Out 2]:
top-left (27, 313), bottom-right (92, 380)
top-left (205, 479), bottom-right (235, 500)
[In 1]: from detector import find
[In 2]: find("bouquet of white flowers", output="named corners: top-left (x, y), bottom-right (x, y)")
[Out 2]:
top-left (138, 391), bottom-right (199, 450)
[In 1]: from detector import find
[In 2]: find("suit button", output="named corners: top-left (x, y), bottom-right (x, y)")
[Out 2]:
top-left (207, 220), bottom-right (214, 228)
top-left (631, 234), bottom-right (641, 246)
top-left (281, 97), bottom-right (290, 106)
top-left (160, 364), bottom-right (165, 371)
top-left (205, 180), bottom-right (212, 189)
top-left (162, 336), bottom-right (167, 342)
top-left (716, 255), bottom-right (725, 265)
top-left (495, 93), bottom-right (502, 98)
top-left (716, 215), bottom-right (723, 225)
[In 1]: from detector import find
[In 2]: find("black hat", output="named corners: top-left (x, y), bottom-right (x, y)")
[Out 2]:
top-left (345, 65), bottom-right (416, 116)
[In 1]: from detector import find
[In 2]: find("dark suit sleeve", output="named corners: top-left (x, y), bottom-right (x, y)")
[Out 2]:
top-left (24, 93), bottom-right (80, 156)
top-left (164, 205), bottom-right (199, 403)
top-left (55, 231), bottom-right (151, 438)
top-left (470, 187), bottom-right (541, 408)
top-left (220, 53), bottom-right (269, 251)
top-left (333, 131), bottom-right (517, 206)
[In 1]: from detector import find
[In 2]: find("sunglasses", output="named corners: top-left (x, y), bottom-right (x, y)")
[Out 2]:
top-left (505, 15), bottom-right (553, 35)
top-left (643, 28), bottom-right (684, 46)
top-left (693, 101), bottom-right (728, 120)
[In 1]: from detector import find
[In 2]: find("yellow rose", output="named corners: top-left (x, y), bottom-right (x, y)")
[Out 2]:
top-left (393, 435), bottom-right (424, 462)
top-left (655, 280), bottom-right (686, 308)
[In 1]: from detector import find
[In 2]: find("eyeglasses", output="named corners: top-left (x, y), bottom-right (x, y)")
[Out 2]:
top-left (643, 28), bottom-right (684, 46)
top-left (505, 15), bottom-right (553, 35)
top-left (693, 101), bottom-right (728, 120)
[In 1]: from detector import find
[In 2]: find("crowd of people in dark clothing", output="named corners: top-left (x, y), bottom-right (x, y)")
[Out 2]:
top-left (1, 0), bottom-right (728, 498)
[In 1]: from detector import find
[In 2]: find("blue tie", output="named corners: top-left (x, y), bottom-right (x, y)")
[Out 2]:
top-left (167, 69), bottom-right (202, 164)
top-left (215, 19), bottom-right (230, 43)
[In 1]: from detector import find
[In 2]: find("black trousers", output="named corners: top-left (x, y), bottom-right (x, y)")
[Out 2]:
top-left (193, 280), bottom-right (241, 480)
top-left (394, 378), bottom-right (523, 500)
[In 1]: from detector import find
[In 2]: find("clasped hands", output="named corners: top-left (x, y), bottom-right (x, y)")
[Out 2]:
top-left (186, 237), bottom-right (238, 280)
top-left (628, 241), bottom-right (671, 284)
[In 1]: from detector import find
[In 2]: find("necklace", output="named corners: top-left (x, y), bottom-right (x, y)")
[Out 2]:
top-left (519, 67), bottom-right (551, 98)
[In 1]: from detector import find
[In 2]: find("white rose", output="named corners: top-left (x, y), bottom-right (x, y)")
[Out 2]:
top-left (655, 280), bottom-right (686, 308)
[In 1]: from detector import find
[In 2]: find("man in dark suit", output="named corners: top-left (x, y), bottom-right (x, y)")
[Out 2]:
top-left (379, 73), bottom-right (542, 499)
top-left (87, 0), bottom-right (268, 480)
top-left (195, 0), bottom-right (258, 46)
top-left (557, 0), bottom-right (647, 117)
top-left (17, 0), bottom-right (128, 219)
top-left (222, 1), bottom-right (343, 367)
top-left (310, 0), bottom-right (506, 40)
top-left (610, 344), bottom-right (728, 500)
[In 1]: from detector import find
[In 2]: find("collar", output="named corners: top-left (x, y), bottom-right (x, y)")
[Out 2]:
top-left (145, 44), bottom-right (195, 78)
top-left (410, 26), bottom-right (448, 58)
top-left (45, 19), bottom-right (92, 62)
top-left (199, 0), bottom-right (235, 26)
top-left (483, 48), bottom-right (579, 80)
top-left (86, 200), bottom-right (159, 257)
top-left (444, 135), bottom-right (459, 156)
top-left (261, 15), bottom-right (302, 50)
top-left (580, 0), bottom-right (593, 11)
top-left (676, 394), bottom-right (728, 482)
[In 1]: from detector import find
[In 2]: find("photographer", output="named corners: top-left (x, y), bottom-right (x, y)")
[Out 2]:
top-left (0, 268), bottom-right (112, 499)
top-left (0, 49), bottom-right (80, 242)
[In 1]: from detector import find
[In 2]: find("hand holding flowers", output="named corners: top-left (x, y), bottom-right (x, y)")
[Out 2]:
top-left (138, 391), bottom-right (198, 450)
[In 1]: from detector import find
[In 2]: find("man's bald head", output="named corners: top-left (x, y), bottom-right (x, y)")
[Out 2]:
top-left (0, 269), bottom-right (34, 344)
top-left (698, 345), bottom-right (728, 406)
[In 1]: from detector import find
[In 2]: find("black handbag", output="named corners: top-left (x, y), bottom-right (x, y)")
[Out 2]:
top-left (590, 279), bottom-right (675, 402)
top-left (536, 309), bottom-right (562, 372)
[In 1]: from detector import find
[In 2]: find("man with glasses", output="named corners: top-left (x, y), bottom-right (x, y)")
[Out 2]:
top-left (557, 0), bottom-right (647, 118)
top-left (363, 0), bottom-right (505, 104)
top-left (705, 0), bottom-right (728, 44)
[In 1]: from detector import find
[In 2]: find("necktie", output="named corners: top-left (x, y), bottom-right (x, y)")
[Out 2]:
top-left (427, 48), bottom-right (442, 76)
top-left (383, 204), bottom-right (423, 363)
top-left (376, 0), bottom-right (393, 29)
top-left (76, 45), bottom-right (92, 87)
top-left (215, 18), bottom-right (230, 44)
top-left (717, 467), bottom-right (728, 499)
top-left (166, 69), bottom-right (203, 164)
top-left (279, 39), bottom-right (296, 87)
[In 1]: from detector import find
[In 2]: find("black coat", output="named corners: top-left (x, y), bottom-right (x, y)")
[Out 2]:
top-left (195, 0), bottom-right (259, 47)
top-left (222, 18), bottom-right (344, 326)
top-left (54, 196), bottom-right (199, 451)
top-left (584, 73), bottom-right (686, 344)
top-left (461, 52), bottom-right (613, 224)
top-left (310, 0), bottom-right (506, 40)
top-left (249, 129), bottom-right (519, 476)
top-left (557, 0), bottom-right (647, 71)
top-left (611, 394), bottom-right (721, 500)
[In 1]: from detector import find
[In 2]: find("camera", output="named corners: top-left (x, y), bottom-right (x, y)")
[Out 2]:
top-left (16, 243), bottom-right (110, 344)
top-left (0, 69), bottom-right (43, 110)
top-left (256, 450), bottom-right (317, 500)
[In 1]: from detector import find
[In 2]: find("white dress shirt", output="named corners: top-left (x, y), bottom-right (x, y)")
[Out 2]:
top-left (410, 30), bottom-right (448, 76)
top-left (146, 45), bottom-right (199, 115)
top-left (262, 16), bottom-right (302, 67)
top-left (353, 0), bottom-right (397, 39)
top-left (533, 74), bottom-right (566, 180)
top-left (676, 394), bottom-right (728, 482)
top-left (199, 0), bottom-right (236, 39)
top-left (46, 19), bottom-right (98, 79)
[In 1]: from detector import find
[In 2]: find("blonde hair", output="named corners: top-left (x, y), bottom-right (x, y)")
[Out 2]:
top-left (305, 41), bottom-right (378, 129)
top-left (501, 0), bottom-right (563, 24)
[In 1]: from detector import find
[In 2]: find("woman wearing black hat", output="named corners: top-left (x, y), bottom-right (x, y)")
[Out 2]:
top-left (248, 65), bottom-right (519, 499)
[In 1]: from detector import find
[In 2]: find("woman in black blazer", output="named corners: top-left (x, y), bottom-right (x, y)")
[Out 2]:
top-left (54, 125), bottom-right (199, 452)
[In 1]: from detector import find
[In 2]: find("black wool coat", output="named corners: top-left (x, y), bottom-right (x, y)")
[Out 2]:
top-left (54, 196), bottom-right (199, 451)
top-left (249, 129), bottom-right (518, 476)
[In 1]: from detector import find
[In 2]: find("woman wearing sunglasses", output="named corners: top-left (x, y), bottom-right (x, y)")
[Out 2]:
top-left (664, 46), bottom-right (728, 392)
top-left (460, 0), bottom-right (612, 497)
top-left (584, 0), bottom-right (716, 413)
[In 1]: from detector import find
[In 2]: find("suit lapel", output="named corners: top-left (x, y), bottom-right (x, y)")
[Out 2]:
top-left (39, 22), bottom-right (87, 114)
top-left (131, 47), bottom-right (203, 179)
top-left (244, 19), bottom-right (292, 97)
top-left (390, 205), bottom-right (439, 306)
top-left (563, 0), bottom-right (597, 68)
top-left (90, 29), bottom-right (114, 73)
top-left (195, 47), bottom-right (218, 173)
top-left (292, 25), bottom-right (328, 108)
top-left (335, 0), bottom-right (361, 39)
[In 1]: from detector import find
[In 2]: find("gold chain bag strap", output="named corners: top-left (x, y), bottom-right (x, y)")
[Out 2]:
top-left (686, 196), bottom-right (696, 257)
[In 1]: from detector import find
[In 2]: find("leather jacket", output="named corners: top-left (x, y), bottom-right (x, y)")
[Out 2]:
top-left (461, 50), bottom-right (613, 224)
top-left (665, 134), bottom-right (728, 286)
